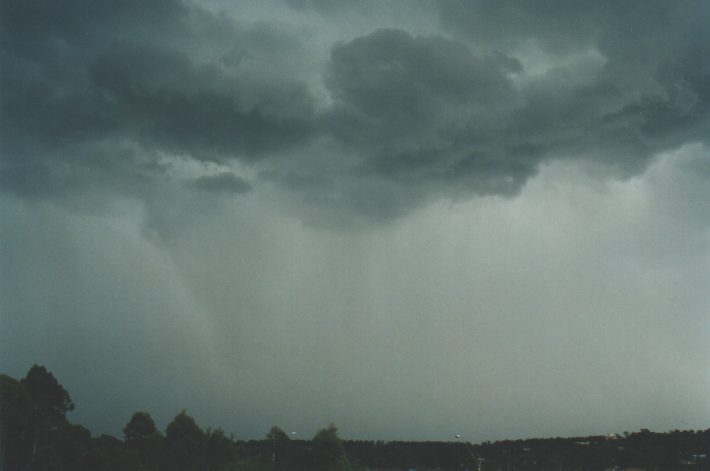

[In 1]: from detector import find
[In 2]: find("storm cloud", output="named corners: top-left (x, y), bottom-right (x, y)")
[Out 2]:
top-left (3, 0), bottom-right (709, 217)
top-left (1, 0), bottom-right (709, 441)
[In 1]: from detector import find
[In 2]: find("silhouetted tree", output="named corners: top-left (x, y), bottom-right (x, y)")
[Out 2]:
top-left (311, 424), bottom-right (351, 471)
top-left (124, 412), bottom-right (159, 443)
top-left (3, 365), bottom-right (710, 471)
top-left (124, 412), bottom-right (162, 470)
top-left (164, 410), bottom-right (205, 471)
top-left (51, 422), bottom-right (91, 470)
top-left (266, 426), bottom-right (292, 467)
top-left (204, 428), bottom-right (237, 471)
top-left (0, 374), bottom-right (32, 471)
top-left (21, 365), bottom-right (74, 421)
top-left (76, 434), bottom-right (126, 471)
top-left (266, 426), bottom-right (291, 444)
top-left (20, 365), bottom-right (75, 468)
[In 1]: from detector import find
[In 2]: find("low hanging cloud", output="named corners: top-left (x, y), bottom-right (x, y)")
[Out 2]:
top-left (2, 0), bottom-right (709, 222)
top-left (1, 0), bottom-right (315, 200)
top-left (188, 172), bottom-right (252, 194)
top-left (323, 29), bottom-right (529, 191)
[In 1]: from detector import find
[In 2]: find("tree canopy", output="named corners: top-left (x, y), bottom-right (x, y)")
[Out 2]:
top-left (312, 424), bottom-right (352, 471)
top-left (124, 411), bottom-right (160, 443)
top-left (1, 365), bottom-right (708, 471)
top-left (21, 364), bottom-right (75, 421)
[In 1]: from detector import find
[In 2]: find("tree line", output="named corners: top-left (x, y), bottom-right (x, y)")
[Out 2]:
top-left (1, 365), bottom-right (708, 471)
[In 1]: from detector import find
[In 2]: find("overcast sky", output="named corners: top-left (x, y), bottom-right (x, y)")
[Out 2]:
top-left (1, 0), bottom-right (709, 442)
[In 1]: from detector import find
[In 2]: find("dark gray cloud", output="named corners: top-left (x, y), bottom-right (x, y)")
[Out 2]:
top-left (324, 29), bottom-right (517, 147)
top-left (88, 42), bottom-right (315, 158)
top-left (436, 0), bottom-right (710, 152)
top-left (436, 0), bottom-right (604, 52)
top-left (278, 1), bottom-right (708, 220)
top-left (322, 29), bottom-right (533, 198)
top-left (1, 0), bottom-right (315, 198)
top-left (2, 0), bottom-right (709, 221)
top-left (188, 172), bottom-right (251, 194)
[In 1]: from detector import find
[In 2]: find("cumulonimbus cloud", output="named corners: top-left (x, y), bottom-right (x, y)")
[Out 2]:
top-left (1, 0), bottom-right (709, 222)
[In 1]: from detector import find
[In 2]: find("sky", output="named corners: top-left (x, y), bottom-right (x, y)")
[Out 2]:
top-left (1, 0), bottom-right (709, 442)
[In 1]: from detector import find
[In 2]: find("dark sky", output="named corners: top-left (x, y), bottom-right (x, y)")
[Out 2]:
top-left (1, 0), bottom-right (709, 442)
